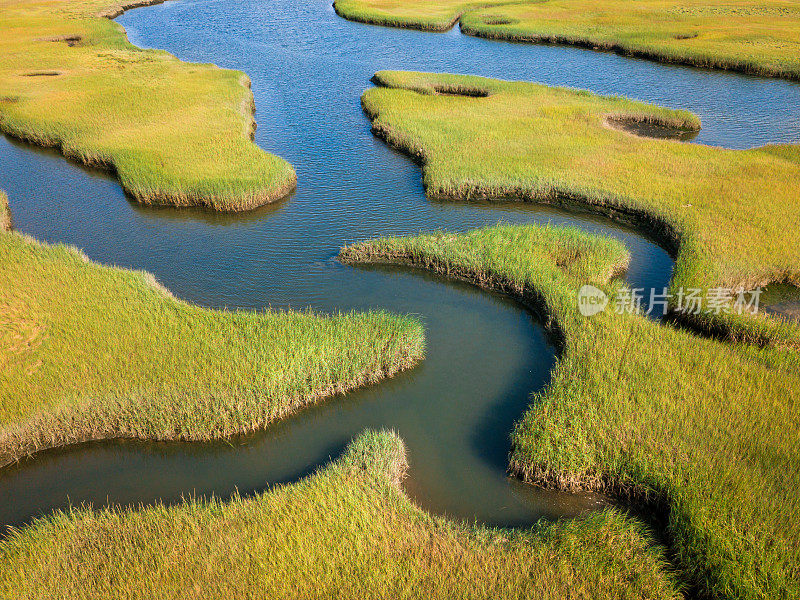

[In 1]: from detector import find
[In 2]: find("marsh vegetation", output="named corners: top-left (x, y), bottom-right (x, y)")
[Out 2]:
top-left (343, 224), bottom-right (800, 599)
top-left (0, 0), bottom-right (296, 210)
top-left (335, 0), bottom-right (800, 79)
top-left (0, 205), bottom-right (424, 467)
top-left (363, 71), bottom-right (800, 346)
top-left (1, 0), bottom-right (799, 598)
top-left (0, 430), bottom-right (683, 600)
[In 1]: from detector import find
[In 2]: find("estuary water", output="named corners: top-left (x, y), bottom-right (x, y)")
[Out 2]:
top-left (1, 0), bottom-right (799, 528)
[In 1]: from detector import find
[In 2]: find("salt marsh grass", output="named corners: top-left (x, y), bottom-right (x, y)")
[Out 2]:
top-left (335, 0), bottom-right (800, 79)
top-left (0, 192), bottom-right (9, 231)
top-left (0, 430), bottom-right (682, 600)
top-left (0, 0), bottom-right (296, 211)
top-left (362, 71), bottom-right (800, 346)
top-left (342, 224), bottom-right (800, 600)
top-left (0, 223), bottom-right (424, 466)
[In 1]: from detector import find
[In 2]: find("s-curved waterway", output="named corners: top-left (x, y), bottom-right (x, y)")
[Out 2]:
top-left (1, 0), bottom-right (799, 529)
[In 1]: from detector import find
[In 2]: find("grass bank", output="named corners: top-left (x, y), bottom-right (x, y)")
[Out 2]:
top-left (0, 198), bottom-right (424, 467)
top-left (0, 429), bottom-right (682, 599)
top-left (362, 71), bottom-right (800, 346)
top-left (0, 192), bottom-right (9, 231)
top-left (341, 224), bottom-right (800, 599)
top-left (334, 0), bottom-right (800, 79)
top-left (0, 0), bottom-right (296, 211)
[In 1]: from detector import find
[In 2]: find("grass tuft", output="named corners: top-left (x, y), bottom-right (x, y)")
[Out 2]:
top-left (0, 192), bottom-right (9, 232)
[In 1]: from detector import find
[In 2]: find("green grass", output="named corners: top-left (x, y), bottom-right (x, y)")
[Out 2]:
top-left (334, 0), bottom-right (800, 79)
top-left (0, 429), bottom-right (683, 599)
top-left (362, 70), bottom-right (800, 346)
top-left (0, 202), bottom-right (424, 466)
top-left (341, 223), bottom-right (800, 599)
top-left (0, 0), bottom-right (296, 211)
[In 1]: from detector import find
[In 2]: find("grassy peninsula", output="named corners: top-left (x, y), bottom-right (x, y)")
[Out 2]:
top-left (0, 197), bottom-right (424, 466)
top-left (362, 70), bottom-right (800, 345)
top-left (0, 429), bottom-right (682, 599)
top-left (334, 0), bottom-right (800, 79)
top-left (341, 223), bottom-right (800, 600)
top-left (0, 0), bottom-right (296, 210)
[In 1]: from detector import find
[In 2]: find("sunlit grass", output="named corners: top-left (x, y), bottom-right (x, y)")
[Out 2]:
top-left (0, 429), bottom-right (682, 600)
top-left (334, 0), bottom-right (800, 79)
top-left (342, 223), bottom-right (800, 600)
top-left (361, 70), bottom-right (800, 346)
top-left (0, 216), bottom-right (424, 466)
top-left (0, 192), bottom-right (9, 231)
top-left (0, 0), bottom-right (296, 211)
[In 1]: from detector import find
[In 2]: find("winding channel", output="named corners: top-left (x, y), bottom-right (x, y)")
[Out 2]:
top-left (1, 0), bottom-right (799, 530)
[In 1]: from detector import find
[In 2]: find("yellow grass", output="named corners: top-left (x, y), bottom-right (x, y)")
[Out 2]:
top-left (0, 191), bottom-right (9, 231)
top-left (0, 0), bottom-right (296, 210)
top-left (342, 223), bottom-right (800, 599)
top-left (0, 194), bottom-right (424, 466)
top-left (362, 70), bottom-right (800, 345)
top-left (0, 430), bottom-right (682, 600)
top-left (335, 0), bottom-right (800, 79)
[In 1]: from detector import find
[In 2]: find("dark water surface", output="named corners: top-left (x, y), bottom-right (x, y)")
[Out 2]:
top-left (1, 0), bottom-right (799, 529)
